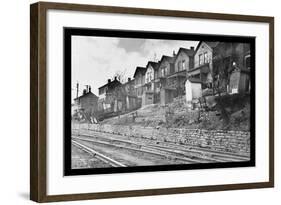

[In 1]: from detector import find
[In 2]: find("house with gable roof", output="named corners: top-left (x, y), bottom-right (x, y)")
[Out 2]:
top-left (133, 66), bottom-right (147, 98)
top-left (167, 47), bottom-right (195, 97)
top-left (188, 41), bottom-right (218, 90)
top-left (73, 86), bottom-right (99, 119)
top-left (98, 77), bottom-right (122, 112)
top-left (156, 54), bottom-right (176, 104)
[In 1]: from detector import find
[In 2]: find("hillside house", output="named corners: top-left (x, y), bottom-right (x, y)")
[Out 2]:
top-left (144, 61), bottom-right (159, 92)
top-left (157, 55), bottom-right (176, 104)
top-left (158, 55), bottom-right (176, 85)
top-left (133, 66), bottom-right (147, 98)
top-left (168, 47), bottom-right (195, 97)
top-left (189, 41), bottom-right (218, 90)
top-left (123, 77), bottom-right (136, 96)
top-left (142, 61), bottom-right (159, 105)
top-left (122, 78), bottom-right (140, 111)
top-left (98, 77), bottom-right (122, 112)
top-left (73, 87), bottom-right (99, 116)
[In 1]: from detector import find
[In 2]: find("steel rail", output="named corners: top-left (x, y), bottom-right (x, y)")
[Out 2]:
top-left (72, 140), bottom-right (126, 167)
top-left (73, 135), bottom-right (212, 163)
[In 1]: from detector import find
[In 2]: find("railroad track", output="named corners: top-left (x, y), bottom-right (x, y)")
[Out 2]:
top-left (72, 140), bottom-right (126, 167)
top-left (73, 136), bottom-right (207, 164)
top-left (72, 129), bottom-right (250, 163)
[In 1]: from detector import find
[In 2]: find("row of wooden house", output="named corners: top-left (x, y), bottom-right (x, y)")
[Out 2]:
top-left (72, 41), bottom-right (251, 119)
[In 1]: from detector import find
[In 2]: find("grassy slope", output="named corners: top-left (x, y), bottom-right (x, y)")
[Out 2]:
top-left (101, 94), bottom-right (251, 131)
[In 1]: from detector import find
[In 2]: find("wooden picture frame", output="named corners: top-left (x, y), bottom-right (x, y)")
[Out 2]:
top-left (30, 1), bottom-right (274, 202)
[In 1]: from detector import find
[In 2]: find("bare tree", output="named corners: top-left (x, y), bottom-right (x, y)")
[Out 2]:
top-left (112, 68), bottom-right (128, 83)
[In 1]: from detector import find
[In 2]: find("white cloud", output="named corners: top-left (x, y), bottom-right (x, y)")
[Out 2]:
top-left (71, 36), bottom-right (198, 99)
top-left (141, 39), bottom-right (198, 61)
top-left (72, 36), bottom-right (147, 97)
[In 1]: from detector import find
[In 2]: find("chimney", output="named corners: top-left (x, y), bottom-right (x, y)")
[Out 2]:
top-left (89, 86), bottom-right (91, 92)
top-left (83, 89), bottom-right (87, 95)
top-left (114, 76), bottom-right (117, 81)
top-left (190, 46), bottom-right (194, 50)
top-left (108, 79), bottom-right (111, 83)
top-left (128, 77), bottom-right (131, 82)
top-left (173, 50), bottom-right (176, 57)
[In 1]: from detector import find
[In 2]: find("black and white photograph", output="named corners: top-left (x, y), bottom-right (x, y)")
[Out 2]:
top-left (64, 28), bottom-right (255, 175)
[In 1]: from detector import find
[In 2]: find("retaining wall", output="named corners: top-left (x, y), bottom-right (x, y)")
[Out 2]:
top-left (74, 123), bottom-right (250, 156)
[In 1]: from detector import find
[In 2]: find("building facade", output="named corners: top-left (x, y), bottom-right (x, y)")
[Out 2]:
top-left (142, 61), bottom-right (159, 105)
top-left (98, 77), bottom-right (122, 112)
top-left (123, 78), bottom-right (136, 96)
top-left (73, 87), bottom-right (99, 116)
top-left (122, 78), bottom-right (141, 111)
top-left (95, 42), bottom-right (252, 114)
top-left (168, 47), bottom-right (195, 97)
top-left (133, 66), bottom-right (147, 98)
top-left (189, 42), bottom-right (217, 90)
top-left (144, 61), bottom-right (158, 92)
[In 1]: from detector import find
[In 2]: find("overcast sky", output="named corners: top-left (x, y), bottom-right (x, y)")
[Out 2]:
top-left (71, 35), bottom-right (199, 99)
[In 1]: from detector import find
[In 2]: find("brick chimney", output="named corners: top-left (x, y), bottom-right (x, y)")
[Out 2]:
top-left (190, 46), bottom-right (194, 50)
top-left (83, 89), bottom-right (87, 95)
top-left (108, 79), bottom-right (111, 83)
top-left (128, 77), bottom-right (131, 82)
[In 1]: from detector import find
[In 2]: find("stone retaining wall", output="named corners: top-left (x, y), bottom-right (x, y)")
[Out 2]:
top-left (74, 123), bottom-right (250, 156)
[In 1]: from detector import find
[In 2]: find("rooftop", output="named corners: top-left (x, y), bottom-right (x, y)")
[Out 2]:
top-left (159, 55), bottom-right (175, 64)
top-left (98, 78), bottom-right (122, 90)
top-left (195, 41), bottom-right (219, 53)
top-left (133, 66), bottom-right (147, 78)
top-left (74, 91), bottom-right (98, 101)
top-left (146, 61), bottom-right (159, 70)
top-left (177, 47), bottom-right (195, 57)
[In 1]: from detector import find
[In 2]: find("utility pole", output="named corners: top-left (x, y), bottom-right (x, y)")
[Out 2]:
top-left (76, 82), bottom-right (79, 98)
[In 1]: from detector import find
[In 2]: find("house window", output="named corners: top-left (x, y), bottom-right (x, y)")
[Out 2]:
top-left (165, 66), bottom-right (168, 75)
top-left (161, 68), bottom-right (164, 77)
top-left (150, 70), bottom-right (153, 81)
top-left (148, 68), bottom-right (153, 82)
top-left (182, 60), bottom-right (186, 70)
top-left (204, 52), bottom-right (208, 64)
top-left (245, 55), bottom-right (251, 69)
top-left (177, 61), bottom-right (181, 71)
top-left (199, 54), bottom-right (204, 65)
top-left (161, 67), bottom-right (165, 77)
top-left (170, 64), bottom-right (174, 74)
top-left (146, 71), bottom-right (150, 83)
top-left (178, 60), bottom-right (186, 71)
